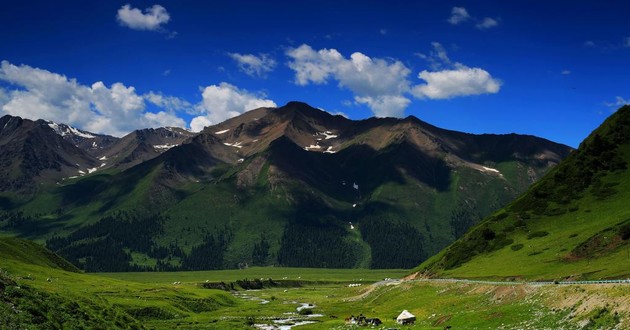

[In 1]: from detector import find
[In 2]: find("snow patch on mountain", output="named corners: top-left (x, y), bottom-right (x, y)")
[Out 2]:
top-left (154, 144), bottom-right (178, 150)
top-left (305, 144), bottom-right (321, 151)
top-left (215, 129), bottom-right (230, 134)
top-left (224, 141), bottom-right (243, 148)
top-left (320, 131), bottom-right (337, 140)
top-left (47, 121), bottom-right (95, 139)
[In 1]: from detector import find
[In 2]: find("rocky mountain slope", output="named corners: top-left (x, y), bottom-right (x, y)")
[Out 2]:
top-left (0, 102), bottom-right (572, 271)
top-left (0, 115), bottom-right (196, 193)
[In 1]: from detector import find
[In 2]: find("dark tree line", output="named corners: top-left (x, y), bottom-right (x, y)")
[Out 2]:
top-left (181, 228), bottom-right (232, 270)
top-left (359, 216), bottom-right (424, 269)
top-left (45, 211), bottom-right (236, 272)
top-left (277, 222), bottom-right (358, 268)
top-left (46, 211), bottom-right (167, 272)
top-left (251, 234), bottom-right (270, 266)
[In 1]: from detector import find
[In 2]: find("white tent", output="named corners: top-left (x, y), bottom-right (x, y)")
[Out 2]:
top-left (396, 310), bottom-right (416, 325)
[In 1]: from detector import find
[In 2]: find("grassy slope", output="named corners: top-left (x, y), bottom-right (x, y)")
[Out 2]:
top-left (0, 237), bottom-right (239, 329)
top-left (417, 106), bottom-right (630, 280)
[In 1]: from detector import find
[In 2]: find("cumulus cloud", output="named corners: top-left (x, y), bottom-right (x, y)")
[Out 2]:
top-left (412, 66), bottom-right (501, 99)
top-left (190, 82), bottom-right (276, 131)
top-left (228, 53), bottom-right (276, 78)
top-left (0, 61), bottom-right (185, 136)
top-left (448, 7), bottom-right (471, 25)
top-left (116, 4), bottom-right (170, 31)
top-left (286, 43), bottom-right (501, 116)
top-left (286, 44), bottom-right (411, 117)
top-left (449, 7), bottom-right (499, 30)
top-left (476, 17), bottom-right (499, 30)
top-left (354, 95), bottom-right (410, 117)
top-left (412, 42), bottom-right (502, 99)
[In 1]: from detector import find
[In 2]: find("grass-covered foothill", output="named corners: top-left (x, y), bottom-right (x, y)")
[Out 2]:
top-left (417, 106), bottom-right (630, 280)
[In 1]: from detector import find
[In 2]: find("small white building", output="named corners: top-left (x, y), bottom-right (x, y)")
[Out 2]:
top-left (396, 310), bottom-right (416, 325)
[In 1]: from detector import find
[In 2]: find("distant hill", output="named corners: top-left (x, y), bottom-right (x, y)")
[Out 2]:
top-left (0, 102), bottom-right (571, 271)
top-left (417, 105), bottom-right (630, 280)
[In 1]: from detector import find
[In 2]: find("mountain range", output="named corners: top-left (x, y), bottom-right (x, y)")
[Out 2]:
top-left (0, 102), bottom-right (572, 271)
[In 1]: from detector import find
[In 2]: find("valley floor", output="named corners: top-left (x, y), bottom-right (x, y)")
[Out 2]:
top-left (2, 262), bottom-right (628, 330)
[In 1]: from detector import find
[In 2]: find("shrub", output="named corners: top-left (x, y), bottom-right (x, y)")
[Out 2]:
top-left (511, 244), bottom-right (524, 251)
top-left (619, 223), bottom-right (630, 240)
top-left (527, 231), bottom-right (549, 239)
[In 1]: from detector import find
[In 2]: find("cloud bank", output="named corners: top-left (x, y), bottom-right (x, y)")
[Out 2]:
top-left (0, 61), bottom-right (186, 136)
top-left (286, 44), bottom-right (412, 117)
top-left (286, 43), bottom-right (501, 117)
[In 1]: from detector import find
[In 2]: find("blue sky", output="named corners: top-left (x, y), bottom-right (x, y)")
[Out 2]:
top-left (1, 0), bottom-right (629, 146)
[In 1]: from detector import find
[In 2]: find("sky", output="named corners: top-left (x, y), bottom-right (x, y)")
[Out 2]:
top-left (1, 0), bottom-right (629, 146)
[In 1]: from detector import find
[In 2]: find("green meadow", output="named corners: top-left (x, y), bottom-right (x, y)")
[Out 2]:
top-left (1, 238), bottom-right (627, 329)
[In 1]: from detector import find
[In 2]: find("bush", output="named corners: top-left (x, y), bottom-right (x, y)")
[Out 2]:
top-left (527, 231), bottom-right (549, 239)
top-left (511, 244), bottom-right (524, 251)
top-left (619, 223), bottom-right (630, 240)
top-left (298, 308), bottom-right (313, 316)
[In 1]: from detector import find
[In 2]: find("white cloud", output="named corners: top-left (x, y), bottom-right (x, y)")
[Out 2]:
top-left (583, 40), bottom-right (596, 47)
top-left (561, 70), bottom-right (571, 75)
top-left (624, 37), bottom-right (630, 48)
top-left (354, 95), bottom-right (410, 117)
top-left (416, 42), bottom-right (452, 70)
top-left (190, 82), bottom-right (276, 131)
top-left (0, 61), bottom-right (185, 136)
top-left (449, 7), bottom-right (499, 30)
top-left (228, 53), bottom-right (276, 78)
top-left (476, 17), bottom-right (499, 30)
top-left (145, 92), bottom-right (193, 113)
top-left (380, 28), bottom-right (388, 35)
top-left (411, 43), bottom-right (502, 99)
top-left (412, 66), bottom-right (501, 99)
top-left (287, 43), bottom-right (501, 116)
top-left (116, 4), bottom-right (170, 31)
top-left (286, 44), bottom-right (411, 117)
top-left (448, 7), bottom-right (471, 25)
top-left (606, 96), bottom-right (629, 107)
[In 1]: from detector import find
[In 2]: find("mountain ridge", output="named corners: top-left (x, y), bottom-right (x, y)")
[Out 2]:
top-left (0, 102), bottom-right (572, 271)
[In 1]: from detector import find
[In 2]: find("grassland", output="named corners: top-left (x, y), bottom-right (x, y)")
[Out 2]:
top-left (1, 238), bottom-right (627, 329)
top-left (97, 267), bottom-right (407, 283)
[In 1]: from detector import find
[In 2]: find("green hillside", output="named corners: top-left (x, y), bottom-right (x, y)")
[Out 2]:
top-left (417, 105), bottom-right (630, 280)
top-left (0, 237), bottom-right (240, 329)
